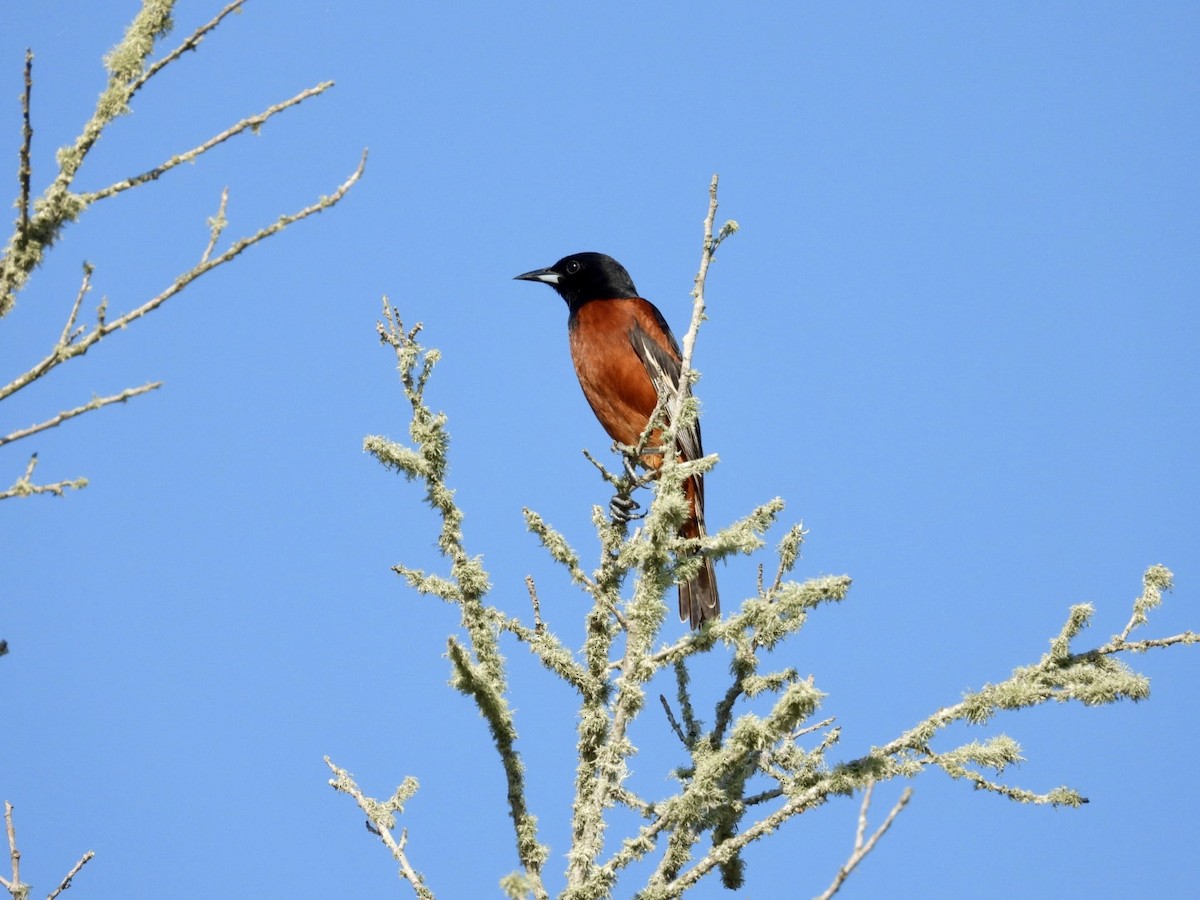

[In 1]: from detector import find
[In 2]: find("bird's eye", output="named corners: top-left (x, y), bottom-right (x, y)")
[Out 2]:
top-left (565, 260), bottom-right (582, 274)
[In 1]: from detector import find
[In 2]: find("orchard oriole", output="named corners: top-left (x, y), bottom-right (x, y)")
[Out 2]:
top-left (515, 252), bottom-right (718, 628)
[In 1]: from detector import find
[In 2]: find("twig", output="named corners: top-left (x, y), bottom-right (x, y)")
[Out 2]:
top-left (130, 0), bottom-right (248, 96)
top-left (18, 50), bottom-right (33, 235)
top-left (659, 694), bottom-right (688, 746)
top-left (526, 575), bottom-right (544, 632)
top-left (201, 188), bottom-right (230, 265)
top-left (794, 717), bottom-right (837, 740)
top-left (612, 787), bottom-right (654, 818)
top-left (0, 4), bottom-right (339, 319)
top-left (46, 850), bottom-right (96, 900)
top-left (0, 802), bottom-right (22, 898)
top-left (81, 82), bottom-right (336, 204)
top-left (0, 150), bottom-right (367, 406)
top-left (658, 779), bottom-right (834, 895)
top-left (325, 759), bottom-right (435, 900)
top-left (680, 174), bottom-right (737, 378)
top-left (104, 146), bottom-right (365, 331)
top-left (612, 632), bottom-right (694, 672)
top-left (57, 264), bottom-right (94, 347)
top-left (1099, 632), bottom-right (1198, 653)
top-left (1, 3), bottom-right (174, 316)
top-left (814, 782), bottom-right (913, 900)
top-left (581, 448), bottom-right (622, 490)
top-left (0, 381), bottom-right (162, 449)
top-left (1116, 562), bottom-right (1173, 642)
top-left (392, 830), bottom-right (427, 897)
top-left (0, 455), bottom-right (87, 502)
top-left (365, 311), bottom-right (550, 895)
top-left (0, 803), bottom-right (89, 899)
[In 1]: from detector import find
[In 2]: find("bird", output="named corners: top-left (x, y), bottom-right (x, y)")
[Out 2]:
top-left (514, 252), bottom-right (719, 628)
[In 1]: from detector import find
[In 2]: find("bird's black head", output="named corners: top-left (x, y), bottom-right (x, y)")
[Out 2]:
top-left (514, 252), bottom-right (639, 306)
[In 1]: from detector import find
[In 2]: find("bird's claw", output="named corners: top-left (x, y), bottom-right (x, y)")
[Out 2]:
top-left (610, 493), bottom-right (644, 523)
top-left (612, 443), bottom-right (649, 482)
top-left (622, 455), bottom-right (641, 482)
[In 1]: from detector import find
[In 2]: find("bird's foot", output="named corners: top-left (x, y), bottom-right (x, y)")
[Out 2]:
top-left (622, 455), bottom-right (641, 482)
top-left (609, 493), bottom-right (644, 523)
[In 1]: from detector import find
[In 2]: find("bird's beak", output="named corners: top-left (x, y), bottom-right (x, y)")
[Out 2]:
top-left (513, 267), bottom-right (561, 285)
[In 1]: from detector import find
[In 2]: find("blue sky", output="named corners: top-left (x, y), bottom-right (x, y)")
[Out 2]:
top-left (3, 2), bottom-right (1197, 897)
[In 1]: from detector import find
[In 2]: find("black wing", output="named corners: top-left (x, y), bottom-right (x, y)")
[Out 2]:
top-left (628, 315), bottom-right (706, 512)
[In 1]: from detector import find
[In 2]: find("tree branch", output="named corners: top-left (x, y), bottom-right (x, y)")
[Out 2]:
top-left (0, 455), bottom-right (86, 502)
top-left (814, 782), bottom-right (912, 900)
top-left (81, 81), bottom-right (335, 205)
top-left (46, 849), bottom-right (96, 900)
top-left (0, 381), bottom-right (162, 449)
top-left (130, 0), bottom-right (247, 96)
top-left (0, 801), bottom-right (94, 900)
top-left (0, 150), bottom-right (367, 407)
top-left (359, 303), bottom-right (550, 897)
top-left (201, 187), bottom-right (230, 265)
top-left (325, 759), bottom-right (435, 900)
top-left (0, 802), bottom-right (21, 898)
top-left (17, 50), bottom-right (33, 236)
top-left (0, 0), bottom-right (177, 316)
top-left (350, 176), bottom-right (1194, 899)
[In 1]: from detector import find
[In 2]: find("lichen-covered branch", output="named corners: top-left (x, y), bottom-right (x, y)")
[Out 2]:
top-left (0, 454), bottom-right (86, 501)
top-left (324, 759), bottom-right (434, 900)
top-left (556, 180), bottom-right (749, 898)
top-left (353, 301), bottom-right (550, 899)
top-left (2, 1), bottom-right (262, 311)
top-left (2, 0), bottom-right (177, 312)
top-left (2, 1), bottom-right (365, 501)
top-left (352, 176), bottom-right (1194, 898)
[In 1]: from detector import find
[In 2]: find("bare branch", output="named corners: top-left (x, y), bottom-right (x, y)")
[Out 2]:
top-left (0, 803), bottom-right (85, 898)
top-left (46, 849), bottom-right (96, 900)
top-left (680, 174), bottom-right (736, 377)
top-left (0, 802), bottom-right (22, 897)
top-left (81, 82), bottom-right (336, 205)
top-left (201, 188), bottom-right (230, 264)
top-left (0, 150), bottom-right (366, 406)
top-left (130, 0), bottom-right (248, 96)
top-left (18, 50), bottom-right (33, 235)
top-left (0, 381), bottom-right (162, 449)
top-left (0, 2), bottom-right (342, 320)
top-left (56, 263), bottom-right (93, 347)
top-left (814, 782), bottom-right (913, 900)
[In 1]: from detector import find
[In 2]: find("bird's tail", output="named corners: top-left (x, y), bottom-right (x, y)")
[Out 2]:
top-left (678, 480), bottom-right (719, 628)
top-left (679, 555), bottom-right (720, 629)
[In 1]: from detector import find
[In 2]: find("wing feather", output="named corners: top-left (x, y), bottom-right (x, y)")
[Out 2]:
top-left (628, 313), bottom-right (705, 512)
